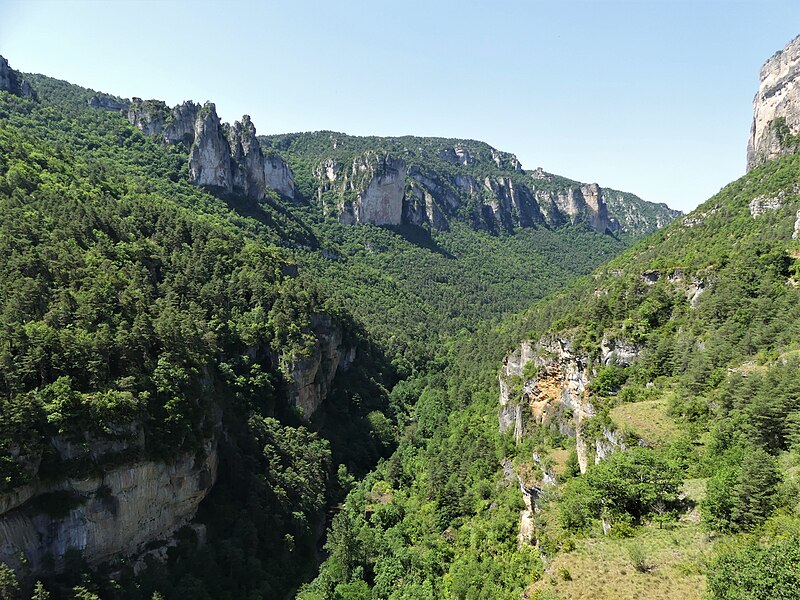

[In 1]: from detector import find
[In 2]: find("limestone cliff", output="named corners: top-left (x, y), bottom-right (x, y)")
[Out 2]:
top-left (269, 133), bottom-right (678, 234)
top-left (284, 313), bottom-right (353, 418)
top-left (127, 98), bottom-right (169, 136)
top-left (189, 103), bottom-right (234, 192)
top-left (164, 101), bottom-right (200, 146)
top-left (0, 55), bottom-right (34, 98)
top-left (122, 97), bottom-right (297, 200)
top-left (264, 154), bottom-right (296, 198)
top-left (316, 148), bottom-right (622, 232)
top-left (0, 438), bottom-right (217, 575)
top-left (499, 335), bottom-right (639, 473)
top-left (228, 115), bottom-right (267, 200)
top-left (747, 34), bottom-right (800, 170)
top-left (329, 154), bottom-right (407, 226)
top-left (0, 305), bottom-right (349, 576)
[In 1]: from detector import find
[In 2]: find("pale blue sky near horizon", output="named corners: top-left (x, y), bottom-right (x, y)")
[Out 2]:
top-left (1, 0), bottom-right (799, 212)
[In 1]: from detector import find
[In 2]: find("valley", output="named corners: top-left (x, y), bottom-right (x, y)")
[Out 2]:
top-left (0, 28), bottom-right (799, 600)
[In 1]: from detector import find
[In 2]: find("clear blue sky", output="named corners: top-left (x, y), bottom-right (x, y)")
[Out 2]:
top-left (2, 0), bottom-right (799, 212)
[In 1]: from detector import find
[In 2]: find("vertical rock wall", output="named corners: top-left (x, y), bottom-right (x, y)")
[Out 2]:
top-left (747, 34), bottom-right (800, 170)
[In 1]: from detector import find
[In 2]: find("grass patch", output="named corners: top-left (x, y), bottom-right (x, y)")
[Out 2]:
top-left (528, 521), bottom-right (713, 599)
top-left (550, 448), bottom-right (572, 477)
top-left (610, 398), bottom-right (679, 445)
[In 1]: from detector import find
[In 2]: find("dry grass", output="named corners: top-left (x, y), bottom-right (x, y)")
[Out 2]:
top-left (527, 521), bottom-right (713, 600)
top-left (610, 398), bottom-right (679, 445)
top-left (550, 448), bottom-right (572, 477)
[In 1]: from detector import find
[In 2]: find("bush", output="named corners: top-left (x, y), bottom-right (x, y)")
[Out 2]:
top-left (627, 543), bottom-right (651, 573)
top-left (708, 536), bottom-right (800, 599)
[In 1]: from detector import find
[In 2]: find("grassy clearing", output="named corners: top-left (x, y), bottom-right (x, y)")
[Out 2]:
top-left (610, 398), bottom-right (679, 445)
top-left (528, 521), bottom-right (713, 600)
top-left (550, 448), bottom-right (572, 477)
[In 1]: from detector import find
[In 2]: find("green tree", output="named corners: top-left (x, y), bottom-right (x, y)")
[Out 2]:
top-left (730, 448), bottom-right (781, 530)
top-left (708, 536), bottom-right (800, 599)
top-left (30, 582), bottom-right (49, 600)
top-left (0, 564), bottom-right (19, 600)
top-left (703, 448), bottom-right (780, 532)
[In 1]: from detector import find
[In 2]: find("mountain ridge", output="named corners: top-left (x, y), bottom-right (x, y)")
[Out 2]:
top-left (0, 54), bottom-right (679, 239)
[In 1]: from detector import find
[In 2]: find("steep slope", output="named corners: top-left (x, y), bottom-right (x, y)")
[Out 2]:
top-left (492, 38), bottom-right (800, 599)
top-left (0, 58), bottom-right (394, 598)
top-left (261, 131), bottom-right (680, 236)
top-left (501, 145), bottom-right (800, 600)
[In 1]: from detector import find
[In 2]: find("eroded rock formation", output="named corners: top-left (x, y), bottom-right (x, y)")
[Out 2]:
top-left (124, 98), bottom-right (296, 200)
top-left (747, 34), bottom-right (800, 170)
top-left (285, 313), bottom-right (353, 418)
top-left (499, 335), bottom-right (639, 473)
top-left (0, 55), bottom-right (34, 98)
top-left (318, 150), bottom-right (625, 232)
top-left (0, 441), bottom-right (217, 574)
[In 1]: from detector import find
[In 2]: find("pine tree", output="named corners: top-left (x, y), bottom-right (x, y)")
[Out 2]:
top-left (730, 448), bottom-right (781, 531)
top-left (31, 582), bottom-right (50, 600)
top-left (0, 564), bottom-right (19, 600)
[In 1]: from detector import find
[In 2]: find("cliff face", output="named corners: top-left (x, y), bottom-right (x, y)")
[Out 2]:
top-left (499, 335), bottom-right (639, 473)
top-left (747, 34), bottom-right (800, 171)
top-left (0, 307), bottom-right (349, 576)
top-left (316, 147), bottom-right (626, 232)
top-left (268, 133), bottom-right (679, 233)
top-left (125, 98), bottom-right (297, 200)
top-left (329, 154), bottom-right (407, 226)
top-left (0, 55), bottom-right (34, 98)
top-left (285, 313), bottom-right (353, 418)
top-left (190, 103), bottom-right (234, 192)
top-left (0, 439), bottom-right (217, 574)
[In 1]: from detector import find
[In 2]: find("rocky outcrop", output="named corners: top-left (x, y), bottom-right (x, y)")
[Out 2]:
top-left (537, 183), bottom-right (619, 233)
top-left (285, 313), bottom-right (353, 418)
top-left (499, 335), bottom-right (640, 473)
top-left (749, 194), bottom-right (784, 217)
top-left (793, 209), bottom-right (800, 239)
top-left (404, 180), bottom-right (449, 229)
top-left (190, 103), bottom-right (233, 192)
top-left (604, 192), bottom-right (680, 235)
top-left (353, 155), bottom-right (406, 226)
top-left (228, 115), bottom-right (267, 200)
top-left (499, 337), bottom-right (595, 471)
top-left (127, 98), bottom-right (168, 136)
top-left (264, 154), bottom-right (296, 198)
top-left (321, 153), bottom-right (407, 226)
top-left (0, 441), bottom-right (217, 575)
top-left (164, 101), bottom-right (200, 146)
top-left (747, 34), bottom-right (800, 170)
top-left (0, 55), bottom-right (34, 98)
top-left (121, 96), bottom-right (296, 200)
top-left (317, 147), bottom-right (637, 233)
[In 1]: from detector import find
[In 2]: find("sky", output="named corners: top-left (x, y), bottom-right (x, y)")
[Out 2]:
top-left (1, 0), bottom-right (799, 213)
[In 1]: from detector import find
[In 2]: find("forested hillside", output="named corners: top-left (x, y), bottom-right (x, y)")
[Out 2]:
top-left (301, 141), bottom-right (800, 598)
top-left (0, 55), bottom-right (677, 600)
top-left (261, 130), bottom-right (679, 238)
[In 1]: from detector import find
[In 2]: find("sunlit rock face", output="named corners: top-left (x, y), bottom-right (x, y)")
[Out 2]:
top-left (121, 95), bottom-right (297, 200)
top-left (747, 34), bottom-right (800, 170)
top-left (189, 103), bottom-right (234, 192)
top-left (499, 335), bottom-right (639, 473)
